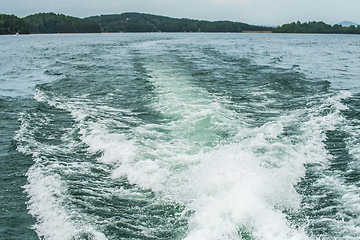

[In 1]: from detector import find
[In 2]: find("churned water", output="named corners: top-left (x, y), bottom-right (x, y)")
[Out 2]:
top-left (1, 33), bottom-right (360, 239)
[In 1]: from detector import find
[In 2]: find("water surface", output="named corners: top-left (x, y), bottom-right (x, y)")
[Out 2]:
top-left (1, 33), bottom-right (360, 239)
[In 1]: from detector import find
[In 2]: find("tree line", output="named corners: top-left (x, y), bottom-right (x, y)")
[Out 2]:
top-left (0, 12), bottom-right (270, 34)
top-left (1, 12), bottom-right (360, 35)
top-left (273, 21), bottom-right (360, 34)
top-left (86, 12), bottom-right (270, 32)
top-left (0, 13), bottom-right (101, 34)
top-left (0, 14), bottom-right (30, 34)
top-left (23, 13), bottom-right (101, 33)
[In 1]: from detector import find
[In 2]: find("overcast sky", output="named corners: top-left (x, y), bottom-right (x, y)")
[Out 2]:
top-left (2, 0), bottom-right (360, 26)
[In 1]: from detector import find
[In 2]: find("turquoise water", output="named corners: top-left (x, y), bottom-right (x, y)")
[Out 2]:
top-left (1, 33), bottom-right (360, 239)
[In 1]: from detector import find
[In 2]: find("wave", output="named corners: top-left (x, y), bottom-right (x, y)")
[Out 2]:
top-left (14, 36), bottom-right (359, 240)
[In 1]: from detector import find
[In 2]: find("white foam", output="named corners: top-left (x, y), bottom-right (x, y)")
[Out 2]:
top-left (106, 56), bottom-right (322, 239)
top-left (18, 90), bottom-right (115, 239)
top-left (24, 165), bottom-right (107, 240)
top-left (112, 46), bottom-right (360, 238)
top-left (293, 90), bottom-right (360, 237)
top-left (24, 42), bottom-right (359, 239)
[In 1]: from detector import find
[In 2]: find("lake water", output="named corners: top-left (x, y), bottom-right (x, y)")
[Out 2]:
top-left (1, 33), bottom-right (360, 239)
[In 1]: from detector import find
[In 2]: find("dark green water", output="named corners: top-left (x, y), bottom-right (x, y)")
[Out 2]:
top-left (1, 33), bottom-right (359, 239)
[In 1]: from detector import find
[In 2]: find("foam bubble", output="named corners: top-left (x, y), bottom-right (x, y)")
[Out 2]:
top-left (104, 58), bottom-right (321, 238)
top-left (18, 90), bottom-right (113, 239)
top-left (22, 42), bottom-right (359, 239)
top-left (24, 162), bottom-right (107, 240)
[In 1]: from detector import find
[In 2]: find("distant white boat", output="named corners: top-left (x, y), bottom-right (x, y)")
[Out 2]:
top-left (15, 32), bottom-right (19, 36)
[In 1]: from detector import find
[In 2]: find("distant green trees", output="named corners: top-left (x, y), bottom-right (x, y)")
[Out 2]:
top-left (23, 13), bottom-right (101, 33)
top-left (87, 12), bottom-right (270, 32)
top-left (0, 14), bottom-right (30, 34)
top-left (2, 12), bottom-right (360, 35)
top-left (273, 21), bottom-right (360, 34)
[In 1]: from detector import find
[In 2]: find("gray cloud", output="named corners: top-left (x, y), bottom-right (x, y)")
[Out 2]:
top-left (2, 0), bottom-right (359, 25)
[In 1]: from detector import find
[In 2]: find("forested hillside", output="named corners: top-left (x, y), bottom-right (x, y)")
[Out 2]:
top-left (0, 14), bottom-right (30, 34)
top-left (23, 13), bottom-right (101, 33)
top-left (2, 12), bottom-right (360, 35)
top-left (87, 12), bottom-right (271, 32)
top-left (273, 21), bottom-right (360, 34)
